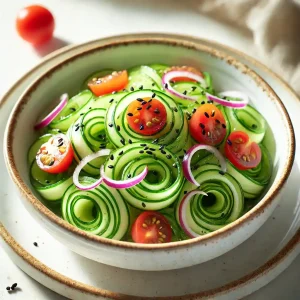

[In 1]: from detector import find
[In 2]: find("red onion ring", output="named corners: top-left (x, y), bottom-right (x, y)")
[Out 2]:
top-left (100, 165), bottom-right (148, 189)
top-left (73, 149), bottom-right (111, 190)
top-left (182, 144), bottom-right (227, 186)
top-left (162, 70), bottom-right (207, 101)
top-left (179, 190), bottom-right (208, 238)
top-left (34, 93), bottom-right (69, 130)
top-left (206, 91), bottom-right (249, 108)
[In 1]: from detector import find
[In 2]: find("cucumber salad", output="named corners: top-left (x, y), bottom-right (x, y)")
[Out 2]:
top-left (28, 64), bottom-right (272, 244)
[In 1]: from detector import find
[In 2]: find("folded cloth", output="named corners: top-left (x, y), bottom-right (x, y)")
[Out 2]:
top-left (197, 0), bottom-right (300, 94)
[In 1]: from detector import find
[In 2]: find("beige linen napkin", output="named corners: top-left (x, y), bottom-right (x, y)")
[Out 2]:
top-left (196, 0), bottom-right (300, 94)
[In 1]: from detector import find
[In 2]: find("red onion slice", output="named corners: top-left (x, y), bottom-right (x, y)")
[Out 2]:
top-left (34, 93), bottom-right (69, 130)
top-left (73, 149), bottom-right (111, 190)
top-left (100, 165), bottom-right (148, 189)
top-left (206, 91), bottom-right (249, 108)
top-left (182, 144), bottom-right (227, 186)
top-left (179, 190), bottom-right (208, 238)
top-left (162, 70), bottom-right (207, 101)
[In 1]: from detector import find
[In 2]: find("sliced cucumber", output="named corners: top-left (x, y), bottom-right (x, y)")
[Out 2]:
top-left (149, 64), bottom-right (168, 76)
top-left (104, 142), bottom-right (184, 210)
top-left (176, 164), bottom-right (244, 234)
top-left (50, 90), bottom-right (94, 131)
top-left (28, 134), bottom-right (52, 165)
top-left (62, 178), bottom-right (130, 240)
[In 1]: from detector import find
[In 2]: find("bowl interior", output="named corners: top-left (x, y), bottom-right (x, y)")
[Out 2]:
top-left (5, 40), bottom-right (293, 242)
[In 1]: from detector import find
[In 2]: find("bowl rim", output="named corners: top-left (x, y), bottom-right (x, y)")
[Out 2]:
top-left (3, 33), bottom-right (295, 251)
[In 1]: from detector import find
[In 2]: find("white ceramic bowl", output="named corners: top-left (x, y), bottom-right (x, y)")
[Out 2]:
top-left (3, 34), bottom-right (295, 271)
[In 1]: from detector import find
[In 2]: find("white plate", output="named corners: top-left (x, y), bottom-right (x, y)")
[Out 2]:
top-left (0, 35), bottom-right (300, 300)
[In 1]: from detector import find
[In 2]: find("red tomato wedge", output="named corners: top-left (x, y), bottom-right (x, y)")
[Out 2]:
top-left (166, 66), bottom-right (203, 82)
top-left (36, 134), bottom-right (73, 174)
top-left (189, 104), bottom-right (227, 146)
top-left (16, 5), bottom-right (55, 45)
top-left (225, 131), bottom-right (262, 170)
top-left (88, 70), bottom-right (128, 96)
top-left (131, 211), bottom-right (172, 244)
top-left (126, 97), bottom-right (167, 136)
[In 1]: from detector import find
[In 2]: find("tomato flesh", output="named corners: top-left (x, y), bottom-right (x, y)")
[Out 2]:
top-left (16, 5), bottom-right (55, 45)
top-left (167, 66), bottom-right (203, 82)
top-left (225, 131), bottom-right (262, 170)
top-left (88, 70), bottom-right (128, 96)
top-left (131, 211), bottom-right (172, 243)
top-left (126, 98), bottom-right (167, 136)
top-left (189, 104), bottom-right (226, 146)
top-left (36, 134), bottom-right (73, 174)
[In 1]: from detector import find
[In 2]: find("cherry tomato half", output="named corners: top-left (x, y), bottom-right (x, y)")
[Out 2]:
top-left (36, 134), bottom-right (73, 174)
top-left (88, 70), bottom-right (128, 96)
top-left (189, 104), bottom-right (227, 146)
top-left (126, 98), bottom-right (167, 136)
top-left (167, 66), bottom-right (203, 82)
top-left (131, 211), bottom-right (172, 244)
top-left (16, 5), bottom-right (55, 45)
top-left (225, 131), bottom-right (262, 170)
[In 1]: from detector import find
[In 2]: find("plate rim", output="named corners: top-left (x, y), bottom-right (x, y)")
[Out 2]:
top-left (0, 33), bottom-right (299, 299)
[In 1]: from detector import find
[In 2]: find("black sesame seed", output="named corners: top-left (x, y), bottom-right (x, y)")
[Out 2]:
top-left (139, 85), bottom-right (143, 90)
top-left (108, 123), bottom-right (113, 127)
top-left (154, 108), bottom-right (160, 114)
top-left (161, 150), bottom-right (166, 154)
top-left (137, 98), bottom-right (143, 102)
top-left (201, 101), bottom-right (206, 105)
top-left (183, 90), bottom-right (187, 95)
top-left (187, 115), bottom-right (191, 120)
top-left (219, 171), bottom-right (225, 175)
top-left (127, 113), bottom-right (133, 117)
top-left (137, 107), bottom-right (142, 110)
top-left (152, 93), bottom-right (156, 98)
top-left (33, 242), bottom-right (38, 247)
top-left (199, 123), bottom-right (205, 129)
top-left (252, 124), bottom-right (257, 129)
top-left (109, 98), bottom-right (114, 103)
top-left (140, 124), bottom-right (144, 130)
top-left (152, 139), bottom-right (159, 144)
top-left (99, 144), bottom-right (106, 149)
top-left (70, 108), bottom-right (76, 112)
top-left (175, 129), bottom-right (180, 134)
top-left (164, 83), bottom-right (168, 89)
top-left (58, 130), bottom-right (62, 133)
top-left (128, 139), bottom-right (132, 144)
top-left (192, 108), bottom-right (196, 114)
top-left (139, 150), bottom-right (144, 154)
top-left (117, 125), bottom-right (120, 131)
top-left (184, 191), bottom-right (187, 194)
top-left (159, 145), bottom-right (165, 150)
top-left (146, 105), bottom-right (152, 110)
top-left (202, 129), bottom-right (206, 135)
top-left (183, 149), bottom-right (187, 153)
top-left (204, 112), bottom-right (209, 118)
top-left (108, 165), bottom-right (114, 169)
top-left (144, 146), bottom-right (149, 150)
top-left (146, 151), bottom-right (153, 155)
top-left (89, 107), bottom-right (92, 109)
top-left (149, 148), bottom-right (156, 151)
top-left (122, 89), bottom-right (128, 92)
top-left (11, 283), bottom-right (17, 289)
top-left (192, 86), bottom-right (197, 91)
top-left (49, 160), bottom-right (54, 166)
top-left (127, 174), bottom-right (132, 178)
top-left (216, 119), bottom-right (220, 124)
top-left (222, 124), bottom-right (226, 129)
top-left (142, 202), bottom-right (146, 208)
top-left (119, 151), bottom-right (124, 155)
top-left (75, 127), bottom-right (79, 132)
top-left (130, 87), bottom-right (134, 91)
top-left (110, 155), bottom-right (114, 160)
top-left (148, 99), bottom-right (153, 103)
top-left (227, 139), bottom-right (232, 146)
top-left (140, 143), bottom-right (146, 146)
top-left (120, 139), bottom-right (125, 145)
top-left (80, 113), bottom-right (84, 116)
top-left (207, 100), bottom-right (214, 104)
top-left (141, 101), bottom-right (147, 105)
top-left (166, 154), bottom-right (172, 159)
top-left (211, 110), bottom-right (215, 117)
top-left (172, 107), bottom-right (178, 112)
top-left (6, 287), bottom-right (10, 291)
top-left (45, 180), bottom-right (50, 184)
top-left (152, 82), bottom-right (155, 86)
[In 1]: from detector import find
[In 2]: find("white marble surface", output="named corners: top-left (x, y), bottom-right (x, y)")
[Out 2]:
top-left (0, 0), bottom-right (299, 299)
